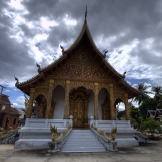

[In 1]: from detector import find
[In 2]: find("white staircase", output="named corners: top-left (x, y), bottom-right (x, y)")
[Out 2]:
top-left (62, 130), bottom-right (106, 152)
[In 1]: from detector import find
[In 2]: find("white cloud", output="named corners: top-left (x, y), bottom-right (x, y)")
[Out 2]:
top-left (40, 17), bottom-right (58, 30)
top-left (13, 96), bottom-right (25, 108)
top-left (7, 0), bottom-right (25, 10)
top-left (28, 46), bottom-right (45, 63)
top-left (118, 102), bottom-right (125, 111)
top-left (1, 0), bottom-right (162, 96)
top-left (64, 14), bottom-right (77, 26)
top-left (34, 33), bottom-right (48, 41)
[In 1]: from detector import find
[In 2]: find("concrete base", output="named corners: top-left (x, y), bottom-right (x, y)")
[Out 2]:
top-left (15, 118), bottom-right (138, 149)
top-left (134, 132), bottom-right (149, 143)
top-left (116, 138), bottom-right (138, 147)
top-left (15, 118), bottom-right (72, 149)
top-left (90, 119), bottom-right (139, 147)
top-left (15, 139), bottom-right (51, 149)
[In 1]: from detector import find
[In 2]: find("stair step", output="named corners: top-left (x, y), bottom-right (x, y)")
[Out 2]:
top-left (61, 129), bottom-right (106, 152)
top-left (63, 143), bottom-right (102, 147)
top-left (64, 142), bottom-right (102, 144)
top-left (62, 148), bottom-right (106, 152)
top-left (66, 138), bottom-right (97, 140)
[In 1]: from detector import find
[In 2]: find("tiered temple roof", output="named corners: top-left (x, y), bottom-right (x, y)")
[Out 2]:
top-left (16, 13), bottom-right (140, 99)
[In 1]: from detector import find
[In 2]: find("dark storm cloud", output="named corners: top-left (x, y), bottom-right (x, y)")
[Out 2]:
top-left (0, 1), bottom-right (37, 86)
top-left (47, 20), bottom-right (83, 47)
top-left (0, 26), bottom-right (36, 84)
top-left (22, 0), bottom-right (85, 21)
top-left (18, 24), bottom-right (35, 38)
top-left (0, 0), bottom-right (162, 88)
top-left (22, 0), bottom-right (162, 52)
top-left (89, 0), bottom-right (161, 41)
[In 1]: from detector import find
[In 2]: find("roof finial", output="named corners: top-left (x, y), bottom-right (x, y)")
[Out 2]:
top-left (14, 75), bottom-right (19, 85)
top-left (123, 71), bottom-right (126, 78)
top-left (84, 5), bottom-right (87, 23)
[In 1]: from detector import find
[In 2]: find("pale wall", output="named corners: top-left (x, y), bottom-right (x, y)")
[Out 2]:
top-left (52, 87), bottom-right (106, 120)
top-left (98, 88), bottom-right (107, 120)
top-left (53, 85), bottom-right (64, 119)
top-left (88, 92), bottom-right (94, 118)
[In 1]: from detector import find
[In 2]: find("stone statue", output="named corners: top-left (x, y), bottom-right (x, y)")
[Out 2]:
top-left (8, 125), bottom-right (13, 130)
top-left (110, 127), bottom-right (117, 141)
top-left (50, 124), bottom-right (57, 141)
top-left (92, 124), bottom-right (117, 141)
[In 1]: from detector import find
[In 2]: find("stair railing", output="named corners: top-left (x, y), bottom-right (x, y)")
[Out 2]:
top-left (91, 124), bottom-right (118, 151)
top-left (0, 127), bottom-right (19, 139)
top-left (134, 131), bottom-right (149, 143)
top-left (48, 124), bottom-right (72, 152)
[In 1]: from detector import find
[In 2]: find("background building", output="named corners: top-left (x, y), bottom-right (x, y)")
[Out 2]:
top-left (0, 94), bottom-right (19, 130)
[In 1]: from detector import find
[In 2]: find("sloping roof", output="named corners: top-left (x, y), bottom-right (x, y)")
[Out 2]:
top-left (146, 108), bottom-right (162, 119)
top-left (16, 16), bottom-right (140, 98)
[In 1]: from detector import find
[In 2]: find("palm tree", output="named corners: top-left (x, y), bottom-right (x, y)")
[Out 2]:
top-left (152, 86), bottom-right (162, 101)
top-left (134, 83), bottom-right (152, 106)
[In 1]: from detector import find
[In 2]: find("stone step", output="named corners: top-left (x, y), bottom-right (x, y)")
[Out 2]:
top-left (70, 132), bottom-right (94, 134)
top-left (65, 139), bottom-right (98, 142)
top-left (66, 137), bottom-right (97, 140)
top-left (61, 129), bottom-right (106, 152)
top-left (63, 142), bottom-right (103, 145)
top-left (70, 133), bottom-right (95, 135)
top-left (62, 147), bottom-right (106, 152)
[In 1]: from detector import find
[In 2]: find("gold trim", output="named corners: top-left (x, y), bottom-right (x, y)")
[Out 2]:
top-left (50, 124), bottom-right (72, 142)
top-left (91, 124), bottom-right (117, 141)
top-left (69, 88), bottom-right (89, 128)
top-left (0, 127), bottom-right (19, 139)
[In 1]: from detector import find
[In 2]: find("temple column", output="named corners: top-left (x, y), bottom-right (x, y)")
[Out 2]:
top-left (45, 80), bottom-right (54, 118)
top-left (26, 88), bottom-right (35, 118)
top-left (64, 80), bottom-right (70, 119)
top-left (124, 93), bottom-right (130, 120)
top-left (94, 82), bottom-right (99, 120)
top-left (109, 84), bottom-right (115, 120)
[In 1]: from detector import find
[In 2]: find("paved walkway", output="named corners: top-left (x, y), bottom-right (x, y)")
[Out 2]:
top-left (0, 141), bottom-right (162, 162)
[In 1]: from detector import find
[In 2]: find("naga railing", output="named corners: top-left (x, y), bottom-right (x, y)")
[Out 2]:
top-left (134, 131), bottom-right (149, 143)
top-left (0, 127), bottom-right (19, 139)
top-left (48, 124), bottom-right (72, 152)
top-left (91, 124), bottom-right (118, 151)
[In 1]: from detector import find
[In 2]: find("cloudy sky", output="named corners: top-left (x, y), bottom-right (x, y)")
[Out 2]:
top-left (0, 0), bottom-right (162, 109)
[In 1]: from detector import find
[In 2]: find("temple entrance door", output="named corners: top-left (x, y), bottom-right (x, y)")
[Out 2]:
top-left (70, 88), bottom-right (89, 128)
top-left (73, 97), bottom-right (84, 128)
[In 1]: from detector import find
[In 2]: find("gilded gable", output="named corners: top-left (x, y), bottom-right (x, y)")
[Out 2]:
top-left (52, 44), bottom-right (110, 81)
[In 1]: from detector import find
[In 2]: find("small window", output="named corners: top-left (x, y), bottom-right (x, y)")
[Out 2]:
top-left (13, 118), bottom-right (16, 125)
top-left (2, 105), bottom-right (6, 110)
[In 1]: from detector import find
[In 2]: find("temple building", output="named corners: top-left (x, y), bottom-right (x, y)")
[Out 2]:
top-left (15, 11), bottom-right (140, 150)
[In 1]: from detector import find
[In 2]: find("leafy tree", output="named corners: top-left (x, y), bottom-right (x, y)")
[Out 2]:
top-left (130, 108), bottom-right (142, 130)
top-left (141, 118), bottom-right (161, 134)
top-left (152, 86), bottom-right (162, 109)
top-left (152, 86), bottom-right (162, 101)
top-left (134, 83), bottom-right (152, 106)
